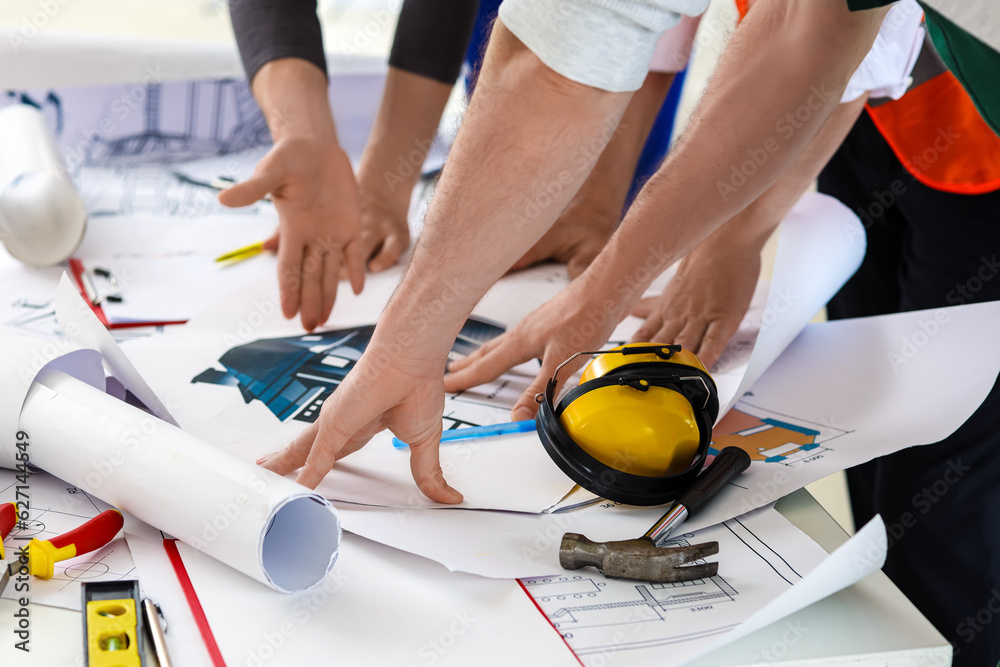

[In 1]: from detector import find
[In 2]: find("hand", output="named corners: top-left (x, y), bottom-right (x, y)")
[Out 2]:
top-left (509, 195), bottom-right (616, 279)
top-left (630, 242), bottom-right (760, 368)
top-left (258, 350), bottom-right (463, 504)
top-left (219, 137), bottom-right (366, 332)
top-left (355, 182), bottom-right (411, 273)
top-left (445, 275), bottom-right (628, 420)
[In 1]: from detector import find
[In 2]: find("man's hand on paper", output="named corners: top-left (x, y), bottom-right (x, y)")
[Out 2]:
top-left (353, 180), bottom-right (411, 274)
top-left (509, 195), bottom-right (616, 279)
top-left (630, 237), bottom-right (761, 369)
top-left (258, 350), bottom-right (463, 504)
top-left (220, 137), bottom-right (366, 332)
top-left (446, 272), bottom-right (631, 421)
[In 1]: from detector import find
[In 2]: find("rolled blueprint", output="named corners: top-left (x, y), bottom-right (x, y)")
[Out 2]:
top-left (20, 367), bottom-right (341, 593)
top-left (0, 104), bottom-right (87, 265)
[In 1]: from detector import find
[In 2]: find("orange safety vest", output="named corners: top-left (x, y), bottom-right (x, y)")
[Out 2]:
top-left (734, 1), bottom-right (1000, 195)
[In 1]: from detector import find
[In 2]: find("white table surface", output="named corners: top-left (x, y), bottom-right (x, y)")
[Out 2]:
top-left (0, 488), bottom-right (952, 666)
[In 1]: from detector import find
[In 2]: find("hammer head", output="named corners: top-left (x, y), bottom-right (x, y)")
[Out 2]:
top-left (559, 533), bottom-right (719, 582)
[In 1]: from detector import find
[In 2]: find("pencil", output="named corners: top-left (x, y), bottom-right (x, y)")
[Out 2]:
top-left (215, 241), bottom-right (266, 264)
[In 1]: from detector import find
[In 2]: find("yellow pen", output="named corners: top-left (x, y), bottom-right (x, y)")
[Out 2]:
top-left (214, 241), bottom-right (266, 264)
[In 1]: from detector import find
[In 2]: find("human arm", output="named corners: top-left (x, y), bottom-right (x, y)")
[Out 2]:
top-left (259, 0), bottom-right (886, 498)
top-left (259, 19), bottom-right (634, 497)
top-left (446, 0), bottom-right (888, 417)
top-left (354, 0), bottom-right (480, 272)
top-left (224, 0), bottom-right (364, 331)
top-left (511, 70), bottom-right (676, 278)
top-left (629, 93), bottom-right (870, 367)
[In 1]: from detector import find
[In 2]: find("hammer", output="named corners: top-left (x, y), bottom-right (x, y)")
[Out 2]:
top-left (560, 447), bottom-right (751, 582)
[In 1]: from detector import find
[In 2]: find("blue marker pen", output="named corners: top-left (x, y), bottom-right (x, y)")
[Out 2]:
top-left (392, 419), bottom-right (536, 449)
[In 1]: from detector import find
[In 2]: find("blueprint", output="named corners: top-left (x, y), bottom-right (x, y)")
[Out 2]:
top-left (521, 509), bottom-right (888, 666)
top-left (0, 469), bottom-right (136, 611)
top-left (331, 298), bottom-right (1000, 577)
top-left (191, 316), bottom-right (506, 425)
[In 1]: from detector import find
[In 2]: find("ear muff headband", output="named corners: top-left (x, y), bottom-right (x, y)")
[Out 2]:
top-left (535, 345), bottom-right (719, 506)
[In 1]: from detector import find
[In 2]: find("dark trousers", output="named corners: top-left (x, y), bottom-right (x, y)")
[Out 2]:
top-left (819, 111), bottom-right (1000, 665)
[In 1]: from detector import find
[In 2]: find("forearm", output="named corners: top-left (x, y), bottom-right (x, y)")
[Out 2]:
top-left (357, 68), bottom-right (453, 204)
top-left (252, 59), bottom-right (339, 145)
top-left (377, 21), bottom-right (631, 354)
top-left (585, 0), bottom-right (887, 307)
top-left (577, 71), bottom-right (675, 217)
top-left (696, 93), bottom-right (871, 258)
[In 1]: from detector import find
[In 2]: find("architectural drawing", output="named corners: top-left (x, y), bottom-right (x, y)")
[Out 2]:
top-left (521, 512), bottom-right (817, 661)
top-left (712, 401), bottom-right (852, 465)
top-left (0, 470), bottom-right (136, 611)
top-left (3, 79), bottom-right (270, 168)
top-left (4, 296), bottom-right (59, 338)
top-left (524, 538), bottom-right (739, 637)
top-left (192, 316), bottom-right (506, 424)
top-left (75, 162), bottom-right (266, 219)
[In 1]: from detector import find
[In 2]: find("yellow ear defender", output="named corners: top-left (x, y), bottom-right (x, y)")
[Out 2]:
top-left (535, 344), bottom-right (719, 506)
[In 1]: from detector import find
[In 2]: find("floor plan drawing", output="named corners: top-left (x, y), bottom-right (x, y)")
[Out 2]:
top-left (520, 510), bottom-right (822, 664)
top-left (0, 470), bottom-right (136, 611)
top-left (712, 400), bottom-right (853, 465)
top-left (192, 316), bottom-right (507, 425)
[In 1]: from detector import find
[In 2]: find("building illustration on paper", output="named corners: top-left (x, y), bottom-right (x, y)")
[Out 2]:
top-left (192, 317), bottom-right (505, 425)
top-left (711, 401), bottom-right (851, 465)
top-left (523, 556), bottom-right (738, 637)
top-left (522, 516), bottom-right (811, 658)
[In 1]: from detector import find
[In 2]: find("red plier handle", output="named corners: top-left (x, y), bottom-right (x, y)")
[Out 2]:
top-left (27, 509), bottom-right (124, 579)
top-left (0, 502), bottom-right (17, 560)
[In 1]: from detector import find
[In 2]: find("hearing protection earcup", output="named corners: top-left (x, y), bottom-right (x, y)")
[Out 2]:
top-left (536, 344), bottom-right (718, 506)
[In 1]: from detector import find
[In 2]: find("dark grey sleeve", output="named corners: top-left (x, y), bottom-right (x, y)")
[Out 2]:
top-left (229, 0), bottom-right (327, 83)
top-left (389, 0), bottom-right (480, 84)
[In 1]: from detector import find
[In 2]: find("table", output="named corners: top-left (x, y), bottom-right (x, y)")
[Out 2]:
top-left (0, 488), bottom-right (951, 666)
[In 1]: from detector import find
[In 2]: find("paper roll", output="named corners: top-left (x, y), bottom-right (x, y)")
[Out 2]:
top-left (0, 104), bottom-right (87, 266)
top-left (20, 367), bottom-right (341, 592)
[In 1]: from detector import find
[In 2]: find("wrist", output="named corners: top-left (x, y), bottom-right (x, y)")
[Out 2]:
top-left (357, 158), bottom-right (417, 213)
top-left (253, 58), bottom-right (339, 145)
top-left (695, 206), bottom-right (775, 262)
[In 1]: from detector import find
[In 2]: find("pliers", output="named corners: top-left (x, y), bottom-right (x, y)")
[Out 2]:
top-left (1, 504), bottom-right (124, 588)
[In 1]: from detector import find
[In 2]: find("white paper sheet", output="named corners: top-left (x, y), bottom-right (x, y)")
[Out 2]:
top-left (120, 268), bottom-right (582, 512)
top-left (682, 299), bottom-right (1000, 534)
top-left (610, 192), bottom-right (866, 417)
top-left (125, 527), bottom-right (581, 667)
top-left (55, 274), bottom-right (178, 425)
top-left (80, 254), bottom-right (278, 323)
top-left (121, 190), bottom-right (863, 514)
top-left (123, 522), bottom-right (218, 667)
top-left (519, 511), bottom-right (887, 667)
top-left (519, 507), bottom-right (867, 666)
top-left (333, 300), bottom-right (1000, 578)
top-left (0, 469), bottom-right (136, 610)
top-left (692, 517), bottom-right (887, 662)
top-left (19, 366), bottom-right (341, 593)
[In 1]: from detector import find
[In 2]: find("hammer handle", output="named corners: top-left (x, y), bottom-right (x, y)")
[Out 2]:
top-left (676, 447), bottom-right (751, 517)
